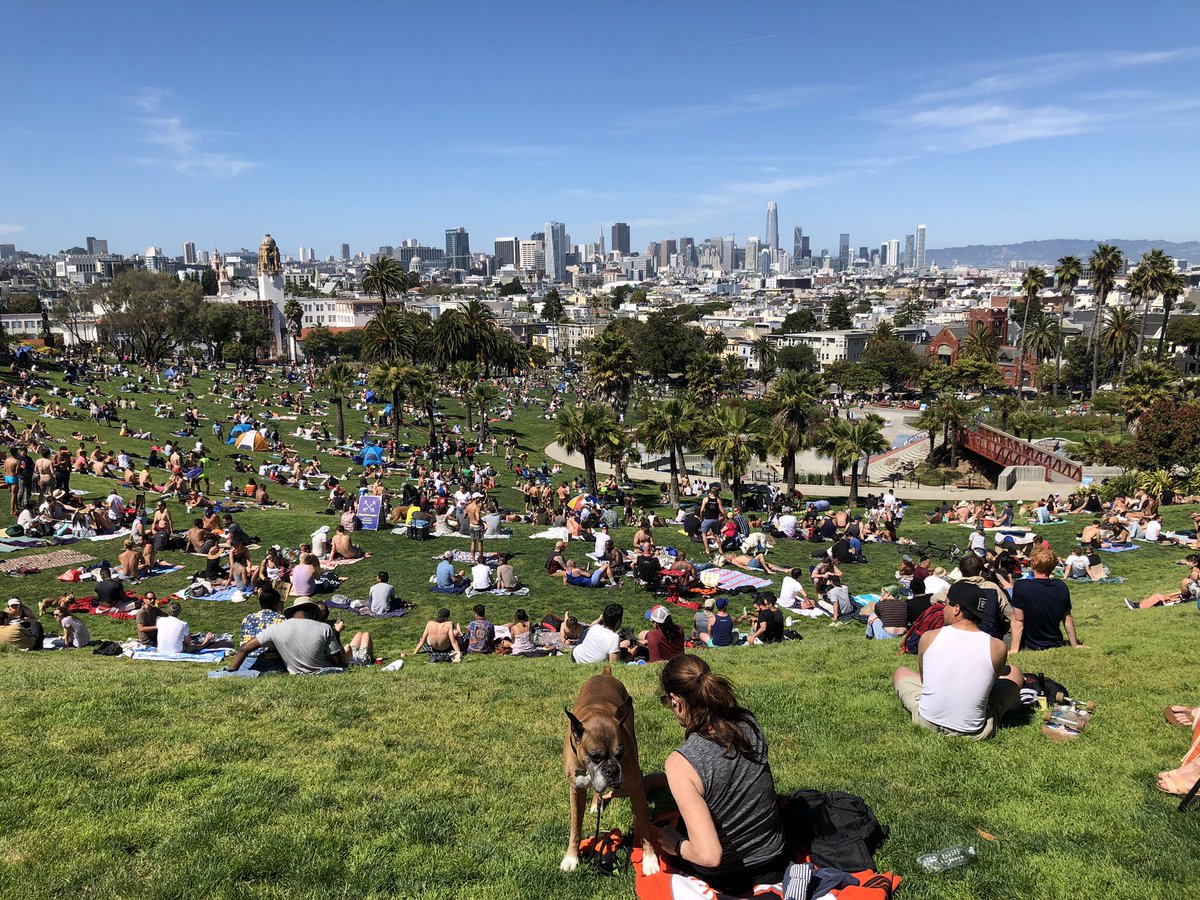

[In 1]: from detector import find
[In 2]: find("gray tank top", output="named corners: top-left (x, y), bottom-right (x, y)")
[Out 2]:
top-left (677, 717), bottom-right (785, 876)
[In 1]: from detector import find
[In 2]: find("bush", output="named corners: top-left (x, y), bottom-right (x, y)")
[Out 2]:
top-left (1096, 471), bottom-right (1141, 502)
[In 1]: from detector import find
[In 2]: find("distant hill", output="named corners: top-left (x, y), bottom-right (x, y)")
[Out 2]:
top-left (926, 239), bottom-right (1200, 269)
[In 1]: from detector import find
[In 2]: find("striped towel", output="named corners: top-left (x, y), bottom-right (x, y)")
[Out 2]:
top-left (0, 548), bottom-right (95, 574)
top-left (708, 568), bottom-right (772, 590)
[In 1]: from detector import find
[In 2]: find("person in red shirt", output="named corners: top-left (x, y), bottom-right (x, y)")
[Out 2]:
top-left (644, 605), bottom-right (684, 662)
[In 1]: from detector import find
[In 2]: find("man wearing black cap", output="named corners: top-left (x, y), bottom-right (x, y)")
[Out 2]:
top-left (891, 581), bottom-right (1023, 740)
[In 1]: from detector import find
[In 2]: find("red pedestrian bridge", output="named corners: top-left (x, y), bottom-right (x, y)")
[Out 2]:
top-left (958, 423), bottom-right (1083, 483)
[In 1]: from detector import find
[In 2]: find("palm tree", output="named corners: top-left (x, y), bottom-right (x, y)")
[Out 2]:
top-left (1007, 409), bottom-right (1046, 441)
top-left (751, 336), bottom-right (777, 383)
top-left (765, 370), bottom-right (824, 495)
top-left (468, 382), bottom-right (503, 443)
top-left (959, 321), bottom-right (1000, 363)
top-left (1089, 244), bottom-right (1125, 396)
top-left (1017, 266), bottom-right (1047, 400)
top-left (320, 361), bottom-right (356, 444)
top-left (362, 307), bottom-right (416, 367)
top-left (870, 320), bottom-right (897, 346)
top-left (405, 365), bottom-right (440, 446)
top-left (638, 397), bottom-right (694, 507)
top-left (1156, 269), bottom-right (1187, 363)
top-left (1127, 262), bottom-right (1156, 363)
top-left (361, 257), bottom-right (408, 309)
top-left (705, 330), bottom-right (728, 354)
top-left (685, 352), bottom-right (723, 404)
top-left (369, 364), bottom-right (410, 449)
top-left (813, 417), bottom-right (849, 481)
top-left (1054, 255), bottom-right (1083, 396)
top-left (938, 394), bottom-right (974, 466)
top-left (991, 393), bottom-right (1019, 431)
top-left (1119, 360), bottom-right (1178, 432)
top-left (912, 407), bottom-right (942, 465)
top-left (584, 330), bottom-right (636, 420)
top-left (556, 402), bottom-right (621, 493)
top-left (601, 428), bottom-right (640, 484)
top-left (446, 360), bottom-right (481, 430)
top-left (832, 415), bottom-right (889, 506)
top-left (1101, 305), bottom-right (1137, 381)
top-left (1025, 316), bottom-right (1060, 388)
top-left (699, 405), bottom-right (767, 506)
top-left (460, 299), bottom-right (499, 367)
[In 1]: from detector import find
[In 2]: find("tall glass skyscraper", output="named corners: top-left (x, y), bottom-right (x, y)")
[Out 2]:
top-left (838, 233), bottom-right (850, 271)
top-left (611, 222), bottom-right (630, 255)
top-left (916, 224), bottom-right (927, 271)
top-left (904, 234), bottom-right (915, 268)
top-left (766, 202), bottom-right (779, 251)
top-left (545, 221), bottom-right (568, 282)
top-left (445, 227), bottom-right (471, 271)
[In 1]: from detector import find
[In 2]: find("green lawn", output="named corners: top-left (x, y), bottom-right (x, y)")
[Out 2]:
top-left (1, 361), bottom-right (1199, 900)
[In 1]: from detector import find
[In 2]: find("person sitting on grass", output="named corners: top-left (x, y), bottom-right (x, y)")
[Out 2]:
top-left (329, 524), bottom-right (365, 562)
top-left (864, 586), bottom-right (909, 640)
top-left (1011, 545), bottom-right (1084, 652)
top-left (1125, 557), bottom-right (1200, 609)
top-left (404, 608), bottom-right (463, 662)
top-left (746, 593), bottom-right (784, 646)
top-left (1156, 704), bottom-right (1200, 796)
top-left (223, 596), bottom-right (348, 675)
top-left (892, 581), bottom-right (1024, 740)
top-left (0, 605), bottom-right (35, 649)
top-left (52, 603), bottom-right (91, 648)
top-left (559, 558), bottom-right (618, 589)
top-left (465, 603), bottom-right (495, 655)
top-left (641, 604), bottom-right (685, 661)
top-left (815, 575), bottom-right (856, 625)
top-left (505, 609), bottom-right (547, 657)
top-left (495, 553), bottom-right (521, 591)
top-left (156, 601), bottom-right (215, 654)
top-left (118, 538), bottom-right (149, 580)
top-left (571, 603), bottom-right (623, 663)
top-left (699, 597), bottom-right (740, 647)
top-left (431, 550), bottom-right (468, 594)
top-left (234, 586), bottom-right (286, 672)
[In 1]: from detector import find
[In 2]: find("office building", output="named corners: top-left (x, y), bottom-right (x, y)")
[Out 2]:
top-left (494, 237), bottom-right (520, 269)
top-left (0, 244), bottom-right (16, 260)
top-left (545, 221), bottom-right (568, 282)
top-left (611, 222), bottom-right (630, 255)
top-left (766, 202), bottom-right (779, 251)
top-left (744, 237), bottom-right (761, 272)
top-left (144, 246), bottom-right (170, 273)
top-left (838, 233), bottom-right (850, 271)
top-left (888, 239), bottom-right (901, 269)
top-left (659, 238), bottom-right (676, 270)
top-left (86, 237), bottom-right (108, 255)
top-left (378, 245), bottom-right (394, 258)
top-left (916, 224), bottom-right (927, 270)
top-left (679, 237), bottom-right (696, 268)
top-left (904, 234), bottom-right (915, 268)
top-left (182, 242), bottom-right (197, 265)
top-left (445, 227), bottom-right (471, 271)
top-left (341, 243), bottom-right (351, 261)
top-left (519, 240), bottom-right (544, 272)
top-left (879, 242), bottom-right (889, 266)
top-left (858, 246), bottom-right (868, 263)
top-left (758, 248), bottom-right (772, 277)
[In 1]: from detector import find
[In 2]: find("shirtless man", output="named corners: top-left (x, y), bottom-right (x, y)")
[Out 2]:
top-left (465, 493), bottom-right (484, 562)
top-left (1080, 518), bottom-right (1101, 550)
top-left (4, 447), bottom-right (19, 516)
top-left (329, 524), bottom-right (364, 561)
top-left (185, 519), bottom-right (215, 553)
top-left (405, 608), bottom-right (463, 661)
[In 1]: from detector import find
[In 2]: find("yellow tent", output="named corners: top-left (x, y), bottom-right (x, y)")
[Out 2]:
top-left (234, 430), bottom-right (269, 452)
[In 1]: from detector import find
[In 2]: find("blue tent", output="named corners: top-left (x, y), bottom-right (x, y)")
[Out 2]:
top-left (382, 404), bottom-right (394, 416)
top-left (164, 367), bottom-right (176, 379)
top-left (354, 444), bottom-right (385, 466)
top-left (226, 423), bottom-right (253, 445)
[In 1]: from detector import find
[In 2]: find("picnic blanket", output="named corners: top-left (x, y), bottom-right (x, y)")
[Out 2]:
top-left (530, 527), bottom-right (570, 541)
top-left (429, 550), bottom-right (503, 566)
top-left (324, 596), bottom-right (412, 619)
top-left (465, 586), bottom-right (530, 597)
top-left (81, 528), bottom-right (133, 543)
top-left (853, 593), bottom-right (881, 606)
top-left (1101, 544), bottom-right (1139, 553)
top-left (125, 647), bottom-right (230, 663)
top-left (706, 568), bottom-right (772, 591)
top-left (65, 596), bottom-right (139, 620)
top-left (444, 531), bottom-right (512, 540)
top-left (321, 555), bottom-right (369, 569)
top-left (173, 584), bottom-right (250, 603)
top-left (0, 548), bottom-right (95, 574)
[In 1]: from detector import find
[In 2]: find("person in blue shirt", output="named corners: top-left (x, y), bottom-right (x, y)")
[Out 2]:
top-left (558, 558), bottom-right (618, 588)
top-left (432, 550), bottom-right (467, 594)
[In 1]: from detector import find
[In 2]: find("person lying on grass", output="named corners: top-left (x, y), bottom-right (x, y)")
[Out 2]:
top-left (721, 550), bottom-right (789, 575)
top-left (893, 581), bottom-right (1025, 740)
top-left (559, 558), bottom-right (619, 589)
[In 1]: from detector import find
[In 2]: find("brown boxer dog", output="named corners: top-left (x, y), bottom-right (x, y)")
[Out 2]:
top-left (560, 666), bottom-right (660, 875)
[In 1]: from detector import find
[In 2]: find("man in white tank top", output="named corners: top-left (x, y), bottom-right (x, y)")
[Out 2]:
top-left (892, 582), bottom-right (1023, 740)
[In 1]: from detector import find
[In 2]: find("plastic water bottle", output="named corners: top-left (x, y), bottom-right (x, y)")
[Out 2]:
top-left (916, 845), bottom-right (976, 872)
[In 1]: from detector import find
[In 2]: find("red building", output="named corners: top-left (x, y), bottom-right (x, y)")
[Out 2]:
top-left (926, 305), bottom-right (1038, 389)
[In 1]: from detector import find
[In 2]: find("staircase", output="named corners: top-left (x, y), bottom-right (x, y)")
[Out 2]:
top-left (866, 435), bottom-right (940, 481)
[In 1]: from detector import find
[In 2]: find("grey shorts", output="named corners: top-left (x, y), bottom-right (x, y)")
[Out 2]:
top-left (470, 525), bottom-right (484, 539)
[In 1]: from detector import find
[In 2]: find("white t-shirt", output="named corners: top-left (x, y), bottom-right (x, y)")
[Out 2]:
top-left (1063, 553), bottom-right (1089, 577)
top-left (156, 616), bottom-right (189, 653)
top-left (924, 575), bottom-right (951, 597)
top-left (573, 623), bottom-right (621, 663)
top-left (470, 563), bottom-right (491, 590)
top-left (779, 575), bottom-right (806, 609)
top-left (968, 531), bottom-right (985, 553)
top-left (1145, 520), bottom-right (1162, 541)
top-left (778, 514), bottom-right (798, 538)
top-left (594, 531), bottom-right (611, 559)
top-left (882, 491), bottom-right (896, 508)
top-left (311, 530), bottom-right (329, 557)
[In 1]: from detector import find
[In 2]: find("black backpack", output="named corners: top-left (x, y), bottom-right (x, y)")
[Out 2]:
top-left (781, 789), bottom-right (889, 872)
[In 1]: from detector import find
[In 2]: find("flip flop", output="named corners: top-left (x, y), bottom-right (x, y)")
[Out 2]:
top-left (1163, 706), bottom-right (1199, 728)
top-left (1156, 770), bottom-right (1198, 796)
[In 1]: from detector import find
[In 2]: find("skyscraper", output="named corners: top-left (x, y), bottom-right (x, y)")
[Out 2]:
top-left (679, 237), bottom-right (696, 268)
top-left (86, 237), bottom-right (108, 255)
top-left (494, 237), bottom-right (519, 268)
top-left (916, 224), bottom-right (927, 271)
top-left (182, 242), bottom-right (197, 265)
top-left (659, 238), bottom-right (676, 269)
top-left (904, 234), bottom-right (915, 268)
top-left (544, 222), bottom-right (568, 282)
top-left (745, 237), bottom-right (761, 272)
top-left (445, 227), bottom-right (471, 271)
top-left (838, 233), bottom-right (850, 271)
top-left (879, 242), bottom-right (889, 266)
top-left (341, 243), bottom-right (350, 261)
top-left (792, 226), bottom-right (804, 262)
top-left (887, 239), bottom-right (901, 269)
top-left (519, 240), bottom-right (544, 272)
top-left (766, 202), bottom-right (779, 252)
top-left (858, 246), bottom-right (868, 263)
top-left (611, 222), bottom-right (630, 255)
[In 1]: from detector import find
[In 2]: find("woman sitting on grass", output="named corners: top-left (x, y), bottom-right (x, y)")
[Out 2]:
top-left (1157, 705), bottom-right (1200, 796)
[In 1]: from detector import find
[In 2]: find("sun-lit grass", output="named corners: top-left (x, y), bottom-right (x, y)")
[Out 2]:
top-left (1, 362), bottom-right (1198, 899)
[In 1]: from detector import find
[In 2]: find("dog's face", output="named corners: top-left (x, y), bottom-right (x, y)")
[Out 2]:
top-left (566, 707), bottom-right (628, 794)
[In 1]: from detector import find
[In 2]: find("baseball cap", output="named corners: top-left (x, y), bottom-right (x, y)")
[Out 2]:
top-left (715, 597), bottom-right (728, 610)
top-left (901, 554), bottom-right (913, 563)
top-left (6, 598), bottom-right (19, 607)
top-left (645, 605), bottom-right (669, 624)
top-left (946, 581), bottom-right (988, 622)
top-left (703, 598), bottom-right (715, 610)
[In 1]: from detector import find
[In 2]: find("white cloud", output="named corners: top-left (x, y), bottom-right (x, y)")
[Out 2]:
top-left (131, 87), bottom-right (255, 177)
top-left (0, 224), bottom-right (25, 236)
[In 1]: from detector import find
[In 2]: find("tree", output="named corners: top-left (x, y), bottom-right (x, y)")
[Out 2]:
top-left (639, 397), bottom-right (695, 507)
top-left (1089, 244), bottom-right (1125, 396)
top-left (893, 297), bottom-right (926, 328)
top-left (777, 308), bottom-right (817, 333)
top-left (991, 394), bottom-right (1019, 431)
top-left (705, 330), bottom-right (728, 355)
top-left (361, 257), bottom-right (408, 309)
top-left (765, 370), bottom-right (824, 494)
top-left (200, 268), bottom-right (218, 296)
top-left (776, 343), bottom-right (817, 374)
top-left (951, 356), bottom-right (1005, 393)
top-left (1131, 399), bottom-right (1200, 472)
top-left (193, 302), bottom-right (243, 362)
top-left (920, 364), bottom-right (957, 396)
top-left (1101, 305), bottom-right (1137, 381)
top-left (699, 405), bottom-right (768, 506)
top-left (283, 297), bottom-right (304, 363)
top-left (584, 330), bottom-right (635, 419)
top-left (721, 354), bottom-right (746, 391)
top-left (447, 360), bottom-right (481, 429)
top-left (685, 352), bottom-right (724, 403)
top-left (1054, 255), bottom-right (1083, 396)
top-left (1157, 270), bottom-right (1187, 363)
top-left (1166, 316), bottom-right (1200, 359)
top-left (751, 336), bottom-right (777, 384)
top-left (824, 360), bottom-right (884, 395)
top-left (541, 289), bottom-right (564, 321)
top-left (362, 307), bottom-right (417, 367)
top-left (1025, 316), bottom-right (1061, 376)
top-left (467, 382), bottom-right (503, 443)
top-left (299, 325), bottom-right (338, 366)
top-left (556, 403), bottom-right (621, 493)
top-left (959, 321), bottom-right (1001, 363)
top-left (937, 394), bottom-right (975, 466)
top-left (912, 407), bottom-right (942, 465)
top-left (98, 270), bottom-right (200, 364)
top-left (321, 361), bottom-right (356, 443)
top-left (813, 418), bottom-right (850, 481)
top-left (52, 287), bottom-right (100, 346)
top-left (1126, 261), bottom-right (1156, 363)
top-left (369, 364), bottom-right (411, 449)
top-left (1119, 361), bottom-right (1178, 432)
top-left (858, 338), bottom-right (923, 387)
top-left (407, 366), bottom-right (442, 446)
top-left (1007, 409), bottom-right (1046, 441)
top-left (1017, 266), bottom-right (1047, 399)
top-left (831, 415), bottom-right (889, 505)
top-left (497, 278), bottom-right (525, 297)
top-left (870, 321), bottom-right (896, 345)
top-left (825, 294), bottom-right (853, 329)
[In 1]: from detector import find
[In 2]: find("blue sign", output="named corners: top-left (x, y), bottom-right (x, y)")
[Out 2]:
top-left (357, 495), bottom-right (383, 531)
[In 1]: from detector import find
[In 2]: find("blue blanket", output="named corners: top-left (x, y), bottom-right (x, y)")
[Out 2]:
top-left (325, 597), bottom-right (411, 619)
top-left (126, 647), bottom-right (230, 662)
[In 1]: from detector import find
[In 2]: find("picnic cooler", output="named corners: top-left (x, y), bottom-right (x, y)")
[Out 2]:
top-left (407, 520), bottom-right (431, 541)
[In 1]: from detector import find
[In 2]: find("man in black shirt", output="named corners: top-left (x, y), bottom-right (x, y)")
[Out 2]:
top-left (746, 593), bottom-right (785, 644)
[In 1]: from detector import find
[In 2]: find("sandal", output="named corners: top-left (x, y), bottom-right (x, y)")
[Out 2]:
top-left (1163, 706), bottom-right (1199, 728)
top-left (1156, 769), bottom-right (1199, 796)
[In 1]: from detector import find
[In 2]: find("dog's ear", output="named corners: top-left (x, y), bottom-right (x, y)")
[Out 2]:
top-left (565, 707), bottom-right (585, 741)
top-left (615, 702), bottom-right (631, 726)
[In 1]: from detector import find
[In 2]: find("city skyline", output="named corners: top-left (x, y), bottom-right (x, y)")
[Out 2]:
top-left (3, 2), bottom-right (1200, 255)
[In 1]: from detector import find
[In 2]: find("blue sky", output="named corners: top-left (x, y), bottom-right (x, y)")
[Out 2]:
top-left (3, 1), bottom-right (1199, 257)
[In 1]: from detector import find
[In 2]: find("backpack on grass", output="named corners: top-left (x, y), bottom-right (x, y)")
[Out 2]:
top-left (900, 602), bottom-right (945, 655)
